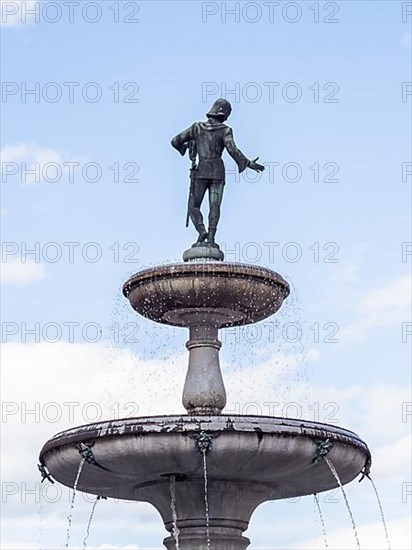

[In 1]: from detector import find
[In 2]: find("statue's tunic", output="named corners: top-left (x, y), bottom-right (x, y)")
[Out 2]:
top-left (171, 121), bottom-right (250, 183)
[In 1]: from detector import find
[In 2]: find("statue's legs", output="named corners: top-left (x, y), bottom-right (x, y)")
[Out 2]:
top-left (189, 179), bottom-right (208, 242)
top-left (208, 180), bottom-right (224, 244)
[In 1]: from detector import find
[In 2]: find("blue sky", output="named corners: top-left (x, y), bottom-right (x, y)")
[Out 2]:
top-left (1, 1), bottom-right (411, 549)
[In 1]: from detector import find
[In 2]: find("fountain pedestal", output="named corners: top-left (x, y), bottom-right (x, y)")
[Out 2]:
top-left (164, 518), bottom-right (250, 550)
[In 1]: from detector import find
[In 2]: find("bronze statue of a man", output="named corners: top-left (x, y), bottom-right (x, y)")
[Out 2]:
top-left (171, 99), bottom-right (264, 248)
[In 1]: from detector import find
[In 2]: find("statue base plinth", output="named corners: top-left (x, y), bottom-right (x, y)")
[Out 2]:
top-left (183, 246), bottom-right (224, 262)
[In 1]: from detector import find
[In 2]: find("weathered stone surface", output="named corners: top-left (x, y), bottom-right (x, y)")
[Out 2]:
top-left (123, 262), bottom-right (290, 328)
top-left (40, 415), bottom-right (370, 549)
top-left (183, 323), bottom-right (226, 415)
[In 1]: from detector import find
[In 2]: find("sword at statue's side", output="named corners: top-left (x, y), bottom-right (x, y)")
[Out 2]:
top-left (186, 140), bottom-right (197, 228)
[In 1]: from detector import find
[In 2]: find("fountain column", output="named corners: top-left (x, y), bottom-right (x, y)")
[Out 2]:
top-left (183, 318), bottom-right (226, 415)
top-left (163, 523), bottom-right (250, 550)
top-left (141, 478), bottom-right (259, 550)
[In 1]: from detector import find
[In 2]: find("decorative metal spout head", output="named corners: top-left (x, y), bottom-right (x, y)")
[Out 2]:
top-left (359, 457), bottom-right (372, 482)
top-left (195, 431), bottom-right (213, 454)
top-left (313, 439), bottom-right (334, 464)
top-left (77, 442), bottom-right (97, 465)
top-left (37, 463), bottom-right (54, 484)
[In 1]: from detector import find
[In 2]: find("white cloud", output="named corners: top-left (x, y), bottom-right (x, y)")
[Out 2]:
top-left (340, 275), bottom-right (411, 341)
top-left (305, 262), bottom-right (360, 310)
top-left (1, 143), bottom-right (30, 163)
top-left (360, 275), bottom-right (410, 315)
top-left (1, 143), bottom-right (81, 185)
top-left (1, 257), bottom-right (47, 286)
top-left (0, 0), bottom-right (39, 27)
top-left (291, 515), bottom-right (411, 550)
top-left (372, 433), bottom-right (412, 480)
top-left (224, 347), bottom-right (320, 413)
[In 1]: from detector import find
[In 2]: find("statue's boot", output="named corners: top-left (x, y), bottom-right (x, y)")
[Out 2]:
top-left (207, 227), bottom-right (220, 249)
top-left (195, 223), bottom-right (208, 243)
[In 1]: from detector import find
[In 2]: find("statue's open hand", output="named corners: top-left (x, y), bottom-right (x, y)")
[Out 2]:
top-left (248, 157), bottom-right (265, 172)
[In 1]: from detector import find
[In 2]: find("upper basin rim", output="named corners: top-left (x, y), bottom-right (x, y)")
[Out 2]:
top-left (123, 262), bottom-right (290, 297)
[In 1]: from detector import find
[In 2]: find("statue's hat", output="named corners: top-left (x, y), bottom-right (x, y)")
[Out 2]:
top-left (206, 98), bottom-right (232, 120)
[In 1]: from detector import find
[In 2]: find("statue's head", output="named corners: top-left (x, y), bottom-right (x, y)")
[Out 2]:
top-left (206, 98), bottom-right (232, 122)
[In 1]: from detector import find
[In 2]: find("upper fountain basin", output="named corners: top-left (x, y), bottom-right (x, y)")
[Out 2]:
top-left (123, 262), bottom-right (290, 328)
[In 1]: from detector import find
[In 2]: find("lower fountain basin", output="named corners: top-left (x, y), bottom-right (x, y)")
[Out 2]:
top-left (123, 263), bottom-right (290, 328)
top-left (40, 414), bottom-right (370, 500)
top-left (40, 415), bottom-right (370, 549)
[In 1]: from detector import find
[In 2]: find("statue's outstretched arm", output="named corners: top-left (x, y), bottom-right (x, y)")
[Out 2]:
top-left (224, 128), bottom-right (264, 173)
top-left (223, 128), bottom-right (249, 173)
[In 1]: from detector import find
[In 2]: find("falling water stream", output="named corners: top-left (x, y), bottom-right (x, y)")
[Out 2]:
top-left (313, 493), bottom-right (328, 548)
top-left (169, 476), bottom-right (180, 550)
top-left (37, 493), bottom-right (44, 550)
top-left (65, 458), bottom-right (86, 548)
top-left (82, 496), bottom-right (100, 549)
top-left (368, 476), bottom-right (391, 549)
top-left (324, 457), bottom-right (360, 549)
top-left (202, 450), bottom-right (211, 550)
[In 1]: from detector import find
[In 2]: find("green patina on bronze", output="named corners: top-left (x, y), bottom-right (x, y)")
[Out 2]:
top-left (171, 99), bottom-right (265, 249)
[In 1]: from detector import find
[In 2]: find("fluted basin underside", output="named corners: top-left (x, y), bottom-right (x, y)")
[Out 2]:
top-left (40, 415), bottom-right (370, 549)
top-left (40, 414), bottom-right (370, 499)
top-left (123, 262), bottom-right (290, 328)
